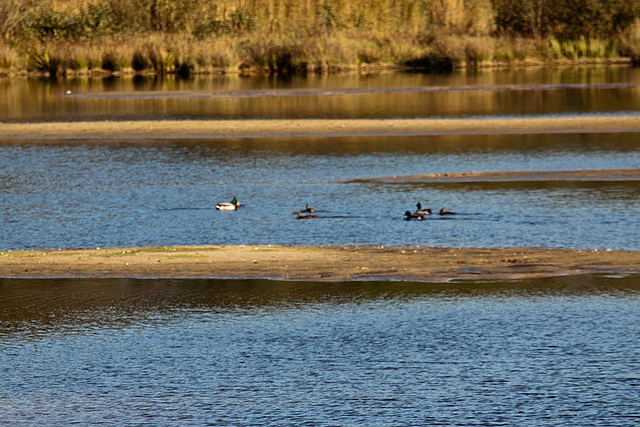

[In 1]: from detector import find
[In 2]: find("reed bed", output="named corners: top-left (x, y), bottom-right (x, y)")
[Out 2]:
top-left (1, 0), bottom-right (638, 76)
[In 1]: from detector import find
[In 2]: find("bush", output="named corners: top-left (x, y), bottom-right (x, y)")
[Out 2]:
top-left (132, 50), bottom-right (151, 71)
top-left (193, 8), bottom-right (257, 38)
top-left (242, 39), bottom-right (306, 73)
top-left (28, 50), bottom-right (62, 76)
top-left (101, 51), bottom-right (120, 71)
top-left (465, 37), bottom-right (494, 65)
top-left (493, 0), bottom-right (640, 39)
top-left (618, 18), bottom-right (640, 65)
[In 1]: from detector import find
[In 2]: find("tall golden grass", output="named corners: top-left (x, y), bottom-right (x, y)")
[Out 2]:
top-left (0, 0), bottom-right (638, 76)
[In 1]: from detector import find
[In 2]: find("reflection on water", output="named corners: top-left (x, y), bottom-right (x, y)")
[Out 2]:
top-left (1, 276), bottom-right (640, 425)
top-left (2, 67), bottom-right (640, 122)
top-left (1, 275), bottom-right (640, 335)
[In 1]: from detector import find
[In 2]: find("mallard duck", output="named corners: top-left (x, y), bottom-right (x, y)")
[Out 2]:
top-left (216, 197), bottom-right (241, 211)
top-left (302, 204), bottom-right (316, 213)
top-left (416, 202), bottom-right (432, 215)
top-left (404, 211), bottom-right (427, 220)
top-left (439, 208), bottom-right (457, 215)
top-left (294, 211), bottom-right (318, 219)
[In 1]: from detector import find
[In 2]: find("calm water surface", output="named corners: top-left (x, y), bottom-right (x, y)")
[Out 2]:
top-left (2, 68), bottom-right (640, 251)
top-left (2, 275), bottom-right (640, 425)
top-left (2, 69), bottom-right (640, 426)
top-left (2, 67), bottom-right (640, 121)
top-left (1, 132), bottom-right (639, 250)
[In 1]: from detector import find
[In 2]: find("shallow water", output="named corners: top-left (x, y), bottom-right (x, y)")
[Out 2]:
top-left (2, 275), bottom-right (640, 426)
top-left (1, 68), bottom-right (640, 250)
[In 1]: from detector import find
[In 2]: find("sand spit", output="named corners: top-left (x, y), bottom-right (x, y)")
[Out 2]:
top-left (1, 246), bottom-right (639, 282)
top-left (1, 116), bottom-right (640, 140)
top-left (360, 169), bottom-right (640, 183)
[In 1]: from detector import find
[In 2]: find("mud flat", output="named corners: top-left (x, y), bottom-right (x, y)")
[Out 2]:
top-left (1, 246), bottom-right (639, 282)
top-left (2, 116), bottom-right (640, 140)
top-left (359, 169), bottom-right (640, 183)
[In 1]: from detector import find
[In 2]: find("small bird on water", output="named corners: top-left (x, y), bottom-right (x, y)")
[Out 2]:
top-left (404, 211), bottom-right (427, 220)
top-left (302, 204), bottom-right (316, 213)
top-left (415, 202), bottom-right (432, 215)
top-left (439, 208), bottom-right (457, 215)
top-left (216, 197), bottom-right (241, 211)
top-left (294, 211), bottom-right (319, 219)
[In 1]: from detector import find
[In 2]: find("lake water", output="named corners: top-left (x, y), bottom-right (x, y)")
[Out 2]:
top-left (2, 68), bottom-right (640, 425)
top-left (1, 67), bottom-right (640, 250)
top-left (2, 275), bottom-right (640, 426)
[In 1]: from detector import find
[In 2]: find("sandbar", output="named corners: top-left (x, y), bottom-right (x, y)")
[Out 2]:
top-left (1, 116), bottom-right (640, 140)
top-left (359, 169), bottom-right (640, 183)
top-left (1, 245), bottom-right (639, 282)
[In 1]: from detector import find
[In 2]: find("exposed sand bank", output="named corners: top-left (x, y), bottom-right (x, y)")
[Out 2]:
top-left (1, 246), bottom-right (638, 282)
top-left (360, 169), bottom-right (640, 183)
top-left (2, 116), bottom-right (640, 140)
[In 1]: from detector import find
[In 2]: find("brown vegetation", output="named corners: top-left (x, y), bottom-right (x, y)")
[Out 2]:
top-left (0, 0), bottom-right (639, 76)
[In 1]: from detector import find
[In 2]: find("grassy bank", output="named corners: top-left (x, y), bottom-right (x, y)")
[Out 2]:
top-left (1, 0), bottom-right (639, 76)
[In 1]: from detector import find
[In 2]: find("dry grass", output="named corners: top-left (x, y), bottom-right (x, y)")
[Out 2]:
top-left (619, 18), bottom-right (640, 65)
top-left (1, 0), bottom-right (637, 75)
top-left (0, 42), bottom-right (22, 70)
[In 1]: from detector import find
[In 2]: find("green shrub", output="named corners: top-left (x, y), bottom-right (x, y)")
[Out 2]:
top-left (545, 37), bottom-right (563, 59)
top-left (28, 50), bottom-right (62, 76)
top-left (561, 40), bottom-right (578, 60)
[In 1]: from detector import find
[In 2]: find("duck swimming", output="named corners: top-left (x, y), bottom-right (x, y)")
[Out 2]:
top-left (302, 204), bottom-right (316, 213)
top-left (294, 211), bottom-right (318, 219)
top-left (416, 202), bottom-right (432, 215)
top-left (216, 197), bottom-right (241, 211)
top-left (404, 210), bottom-right (427, 220)
top-left (439, 208), bottom-right (457, 215)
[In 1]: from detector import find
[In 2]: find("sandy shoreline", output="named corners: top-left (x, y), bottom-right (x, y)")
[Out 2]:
top-left (1, 116), bottom-right (640, 140)
top-left (1, 245), bottom-right (639, 282)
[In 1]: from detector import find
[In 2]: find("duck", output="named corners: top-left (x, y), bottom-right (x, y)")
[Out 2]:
top-left (216, 197), bottom-right (241, 211)
top-left (415, 202), bottom-right (432, 215)
top-left (439, 208), bottom-right (457, 215)
top-left (294, 211), bottom-right (318, 219)
top-left (302, 204), bottom-right (316, 213)
top-left (404, 210), bottom-right (427, 220)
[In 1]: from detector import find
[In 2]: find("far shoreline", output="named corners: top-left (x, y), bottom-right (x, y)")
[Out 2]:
top-left (0, 58), bottom-right (634, 79)
top-left (1, 245), bottom-right (639, 283)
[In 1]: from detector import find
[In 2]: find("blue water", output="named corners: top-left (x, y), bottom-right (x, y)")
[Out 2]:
top-left (2, 276), bottom-right (640, 426)
top-left (1, 132), bottom-right (639, 250)
top-left (2, 70), bottom-right (640, 426)
top-left (2, 70), bottom-right (640, 251)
